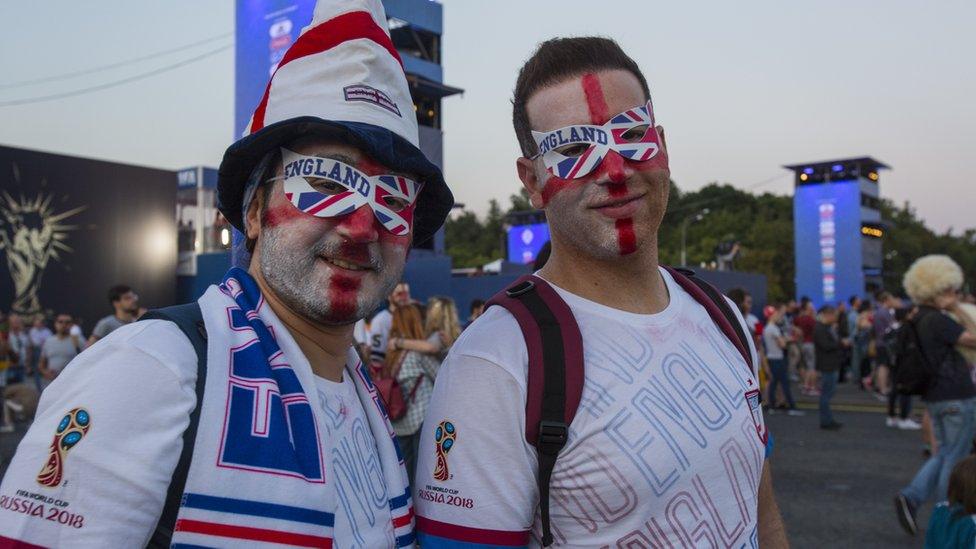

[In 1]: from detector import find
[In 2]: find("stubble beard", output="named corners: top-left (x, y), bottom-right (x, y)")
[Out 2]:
top-left (257, 222), bottom-right (403, 325)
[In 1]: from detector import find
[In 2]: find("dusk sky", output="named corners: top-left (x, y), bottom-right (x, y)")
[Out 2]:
top-left (1, 0), bottom-right (973, 233)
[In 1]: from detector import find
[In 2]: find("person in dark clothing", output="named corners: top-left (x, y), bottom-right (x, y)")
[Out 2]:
top-left (814, 305), bottom-right (845, 430)
top-left (895, 255), bottom-right (976, 537)
top-left (885, 307), bottom-right (920, 430)
top-left (836, 301), bottom-right (851, 382)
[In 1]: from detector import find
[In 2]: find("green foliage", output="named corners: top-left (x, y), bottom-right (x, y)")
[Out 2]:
top-left (445, 189), bottom-right (533, 268)
top-left (659, 183), bottom-right (796, 302)
top-left (444, 182), bottom-right (976, 299)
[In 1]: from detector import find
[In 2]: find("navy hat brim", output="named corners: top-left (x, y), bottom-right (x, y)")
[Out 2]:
top-left (217, 116), bottom-right (453, 246)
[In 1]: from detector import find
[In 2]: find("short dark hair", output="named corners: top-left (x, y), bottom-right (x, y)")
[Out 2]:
top-left (246, 148), bottom-right (283, 255)
top-left (512, 37), bottom-right (650, 157)
top-left (849, 295), bottom-right (860, 306)
top-left (469, 299), bottom-right (485, 314)
top-left (726, 287), bottom-right (749, 309)
top-left (108, 285), bottom-right (132, 305)
top-left (948, 455), bottom-right (976, 514)
top-left (817, 304), bottom-right (836, 315)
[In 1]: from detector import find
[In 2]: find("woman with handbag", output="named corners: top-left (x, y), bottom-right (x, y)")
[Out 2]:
top-left (385, 303), bottom-right (443, 481)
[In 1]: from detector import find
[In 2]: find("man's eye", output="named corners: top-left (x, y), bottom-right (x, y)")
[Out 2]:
top-left (382, 195), bottom-right (410, 212)
top-left (554, 143), bottom-right (591, 158)
top-left (619, 125), bottom-right (650, 142)
top-left (306, 178), bottom-right (347, 195)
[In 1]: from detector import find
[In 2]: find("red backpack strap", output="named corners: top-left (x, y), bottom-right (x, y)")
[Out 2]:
top-left (663, 266), bottom-right (754, 374)
top-left (485, 274), bottom-right (583, 547)
top-left (485, 275), bottom-right (584, 444)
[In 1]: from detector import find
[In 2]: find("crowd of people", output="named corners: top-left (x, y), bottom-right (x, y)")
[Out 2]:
top-left (0, 5), bottom-right (973, 544)
top-left (351, 282), bottom-right (485, 480)
top-left (729, 254), bottom-right (976, 543)
top-left (0, 285), bottom-right (141, 433)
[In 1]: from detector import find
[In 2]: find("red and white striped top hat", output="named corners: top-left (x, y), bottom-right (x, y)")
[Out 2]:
top-left (218, 0), bottom-right (452, 245)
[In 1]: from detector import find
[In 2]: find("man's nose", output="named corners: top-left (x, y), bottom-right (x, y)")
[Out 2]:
top-left (335, 205), bottom-right (379, 243)
top-left (596, 151), bottom-right (632, 185)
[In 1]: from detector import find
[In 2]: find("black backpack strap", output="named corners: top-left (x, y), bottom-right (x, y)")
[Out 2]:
top-left (486, 275), bottom-right (583, 547)
top-left (663, 266), bottom-right (755, 374)
top-left (139, 303), bottom-right (207, 548)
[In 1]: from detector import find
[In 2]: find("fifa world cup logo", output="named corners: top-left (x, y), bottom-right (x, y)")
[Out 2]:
top-left (433, 420), bottom-right (456, 482)
top-left (37, 408), bottom-right (91, 487)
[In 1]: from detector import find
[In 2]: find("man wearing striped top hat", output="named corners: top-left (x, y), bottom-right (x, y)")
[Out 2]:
top-left (0, 1), bottom-right (449, 547)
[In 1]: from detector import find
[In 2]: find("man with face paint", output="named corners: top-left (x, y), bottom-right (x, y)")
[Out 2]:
top-left (0, 1), bottom-right (450, 547)
top-left (414, 38), bottom-right (788, 547)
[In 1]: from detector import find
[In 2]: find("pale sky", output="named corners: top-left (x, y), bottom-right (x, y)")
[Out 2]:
top-left (2, 1), bottom-right (974, 232)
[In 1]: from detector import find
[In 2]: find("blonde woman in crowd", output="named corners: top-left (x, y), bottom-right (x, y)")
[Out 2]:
top-left (386, 298), bottom-right (461, 480)
top-left (895, 255), bottom-right (976, 536)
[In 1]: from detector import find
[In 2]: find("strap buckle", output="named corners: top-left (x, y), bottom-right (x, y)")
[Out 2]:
top-left (506, 280), bottom-right (536, 298)
top-left (538, 420), bottom-right (568, 454)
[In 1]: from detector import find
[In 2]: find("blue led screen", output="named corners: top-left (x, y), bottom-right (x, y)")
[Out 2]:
top-left (507, 223), bottom-right (550, 265)
top-left (794, 181), bottom-right (864, 308)
top-left (235, 0), bottom-right (315, 137)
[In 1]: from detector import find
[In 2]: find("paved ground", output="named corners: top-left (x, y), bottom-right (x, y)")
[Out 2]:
top-left (0, 381), bottom-right (938, 548)
top-left (771, 381), bottom-right (932, 548)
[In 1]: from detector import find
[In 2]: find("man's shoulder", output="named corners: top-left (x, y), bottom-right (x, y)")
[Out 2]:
top-left (81, 319), bottom-right (199, 382)
top-left (94, 314), bottom-right (116, 326)
top-left (448, 304), bottom-right (527, 377)
top-left (371, 309), bottom-right (392, 325)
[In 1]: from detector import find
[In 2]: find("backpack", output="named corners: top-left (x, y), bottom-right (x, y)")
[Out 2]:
top-left (136, 303), bottom-right (208, 548)
top-left (485, 266), bottom-right (754, 547)
top-left (892, 311), bottom-right (935, 396)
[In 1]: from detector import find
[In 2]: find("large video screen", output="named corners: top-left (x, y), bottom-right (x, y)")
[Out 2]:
top-left (793, 181), bottom-right (863, 307)
top-left (235, 0), bottom-right (316, 137)
top-left (507, 223), bottom-right (550, 265)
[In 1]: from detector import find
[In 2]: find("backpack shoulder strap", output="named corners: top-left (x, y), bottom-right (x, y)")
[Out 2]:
top-left (663, 266), bottom-right (755, 374)
top-left (139, 302), bottom-right (207, 548)
top-left (485, 275), bottom-right (582, 547)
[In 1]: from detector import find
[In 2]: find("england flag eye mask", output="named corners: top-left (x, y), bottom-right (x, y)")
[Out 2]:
top-left (277, 148), bottom-right (422, 236)
top-left (531, 99), bottom-right (662, 180)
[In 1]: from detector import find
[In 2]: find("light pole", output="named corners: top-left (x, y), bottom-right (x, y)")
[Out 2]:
top-left (680, 208), bottom-right (710, 267)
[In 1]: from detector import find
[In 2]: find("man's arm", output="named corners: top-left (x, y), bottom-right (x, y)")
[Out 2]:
top-left (37, 348), bottom-right (51, 380)
top-left (758, 459), bottom-right (789, 548)
top-left (0, 321), bottom-right (196, 547)
top-left (956, 331), bottom-right (976, 349)
top-left (415, 351), bottom-right (536, 547)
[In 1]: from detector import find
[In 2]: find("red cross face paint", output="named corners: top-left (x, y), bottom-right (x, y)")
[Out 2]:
top-left (278, 148), bottom-right (422, 237)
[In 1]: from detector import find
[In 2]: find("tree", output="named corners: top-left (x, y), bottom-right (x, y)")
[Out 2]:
top-left (444, 180), bottom-right (975, 299)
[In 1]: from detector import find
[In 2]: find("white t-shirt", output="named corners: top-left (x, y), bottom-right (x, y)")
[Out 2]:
top-left (415, 267), bottom-right (765, 548)
top-left (763, 322), bottom-right (785, 360)
top-left (353, 319), bottom-right (369, 347)
top-left (368, 309), bottom-right (393, 363)
top-left (0, 320), bottom-right (396, 548)
top-left (313, 374), bottom-right (395, 548)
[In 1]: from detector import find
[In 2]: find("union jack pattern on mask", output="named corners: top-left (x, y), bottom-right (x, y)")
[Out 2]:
top-left (280, 149), bottom-right (422, 236)
top-left (531, 100), bottom-right (661, 180)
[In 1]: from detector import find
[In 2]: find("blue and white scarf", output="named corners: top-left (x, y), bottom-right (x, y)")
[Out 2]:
top-left (171, 268), bottom-right (414, 547)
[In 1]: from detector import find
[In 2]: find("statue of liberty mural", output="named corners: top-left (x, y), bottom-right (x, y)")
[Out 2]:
top-left (0, 163), bottom-right (86, 316)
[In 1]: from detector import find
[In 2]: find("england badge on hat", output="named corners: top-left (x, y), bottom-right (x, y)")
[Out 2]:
top-left (218, 0), bottom-right (452, 245)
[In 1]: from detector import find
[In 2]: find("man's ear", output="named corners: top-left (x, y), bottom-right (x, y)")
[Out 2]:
top-left (656, 125), bottom-right (668, 155)
top-left (516, 157), bottom-right (546, 209)
top-left (244, 187), bottom-right (263, 241)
